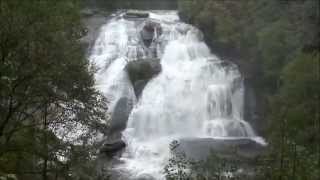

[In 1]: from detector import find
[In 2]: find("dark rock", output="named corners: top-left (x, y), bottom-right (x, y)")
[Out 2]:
top-left (136, 174), bottom-right (156, 180)
top-left (80, 8), bottom-right (99, 17)
top-left (126, 58), bottom-right (161, 82)
top-left (175, 24), bottom-right (191, 35)
top-left (80, 11), bottom-right (108, 52)
top-left (125, 58), bottom-right (161, 97)
top-left (124, 11), bottom-right (149, 19)
top-left (100, 139), bottom-right (126, 156)
top-left (109, 97), bottom-right (133, 135)
top-left (244, 80), bottom-right (266, 136)
top-left (231, 76), bottom-right (243, 94)
top-left (133, 80), bottom-right (148, 98)
top-left (92, 1), bottom-right (177, 10)
top-left (140, 21), bottom-right (162, 47)
top-left (176, 138), bottom-right (266, 161)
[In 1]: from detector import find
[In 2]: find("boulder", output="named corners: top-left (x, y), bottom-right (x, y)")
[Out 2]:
top-left (126, 58), bottom-right (161, 82)
top-left (133, 80), bottom-right (148, 98)
top-left (140, 21), bottom-right (162, 47)
top-left (244, 80), bottom-right (266, 136)
top-left (175, 24), bottom-right (192, 35)
top-left (136, 174), bottom-right (156, 180)
top-left (124, 11), bottom-right (149, 19)
top-left (125, 59), bottom-right (161, 97)
top-left (80, 8), bottom-right (99, 17)
top-left (176, 138), bottom-right (266, 161)
top-left (109, 97), bottom-right (133, 135)
top-left (100, 139), bottom-right (126, 156)
top-left (80, 11), bottom-right (108, 51)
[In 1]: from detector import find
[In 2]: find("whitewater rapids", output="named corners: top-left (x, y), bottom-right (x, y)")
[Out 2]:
top-left (89, 10), bottom-right (264, 179)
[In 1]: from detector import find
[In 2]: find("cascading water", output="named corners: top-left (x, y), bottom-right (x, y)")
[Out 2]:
top-left (90, 10), bottom-right (264, 179)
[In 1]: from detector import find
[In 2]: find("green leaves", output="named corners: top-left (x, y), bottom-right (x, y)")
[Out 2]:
top-left (178, 0), bottom-right (319, 179)
top-left (0, 0), bottom-right (108, 179)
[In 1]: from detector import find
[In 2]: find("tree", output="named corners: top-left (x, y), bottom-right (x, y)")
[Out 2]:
top-left (0, 0), bottom-right (108, 179)
top-left (177, 0), bottom-right (319, 179)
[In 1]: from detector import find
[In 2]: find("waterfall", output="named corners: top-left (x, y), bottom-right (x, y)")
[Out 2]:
top-left (90, 10), bottom-right (264, 180)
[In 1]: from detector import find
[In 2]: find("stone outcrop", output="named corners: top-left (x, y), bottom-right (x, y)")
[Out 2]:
top-left (109, 97), bottom-right (133, 135)
top-left (100, 139), bottom-right (126, 156)
top-left (244, 80), bottom-right (265, 136)
top-left (80, 9), bottom-right (108, 52)
top-left (176, 138), bottom-right (266, 161)
top-left (140, 21), bottom-right (162, 47)
top-left (132, 80), bottom-right (148, 98)
top-left (125, 58), bottom-right (161, 97)
top-left (124, 11), bottom-right (149, 18)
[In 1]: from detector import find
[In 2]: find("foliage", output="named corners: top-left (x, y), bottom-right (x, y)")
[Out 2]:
top-left (179, 0), bottom-right (318, 90)
top-left (164, 141), bottom-right (192, 180)
top-left (164, 141), bottom-right (254, 180)
top-left (178, 0), bottom-right (319, 179)
top-left (0, 0), bottom-right (108, 179)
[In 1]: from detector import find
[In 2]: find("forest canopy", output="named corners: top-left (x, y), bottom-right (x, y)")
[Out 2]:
top-left (0, 0), bottom-right (108, 179)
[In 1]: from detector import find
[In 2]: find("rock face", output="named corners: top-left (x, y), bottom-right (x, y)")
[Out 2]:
top-left (136, 174), bottom-right (156, 180)
top-left (125, 58), bottom-right (161, 97)
top-left (244, 79), bottom-right (266, 136)
top-left (140, 21), bottom-right (162, 47)
top-left (99, 59), bottom-right (162, 158)
top-left (109, 97), bottom-right (133, 135)
top-left (126, 58), bottom-right (161, 82)
top-left (133, 80), bottom-right (148, 98)
top-left (176, 138), bottom-right (266, 160)
top-left (100, 139), bottom-right (126, 156)
top-left (124, 11), bottom-right (149, 19)
top-left (87, 0), bottom-right (178, 10)
top-left (80, 9), bottom-right (109, 52)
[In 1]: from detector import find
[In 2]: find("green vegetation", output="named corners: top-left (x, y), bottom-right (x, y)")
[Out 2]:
top-left (1, 0), bottom-right (318, 179)
top-left (164, 141), bottom-right (251, 180)
top-left (175, 0), bottom-right (319, 179)
top-left (0, 0), bottom-right (108, 179)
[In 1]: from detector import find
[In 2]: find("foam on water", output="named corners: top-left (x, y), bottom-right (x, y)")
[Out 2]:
top-left (89, 10), bottom-right (264, 179)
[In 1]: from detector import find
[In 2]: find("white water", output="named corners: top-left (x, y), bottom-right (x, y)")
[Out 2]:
top-left (90, 11), bottom-right (264, 179)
